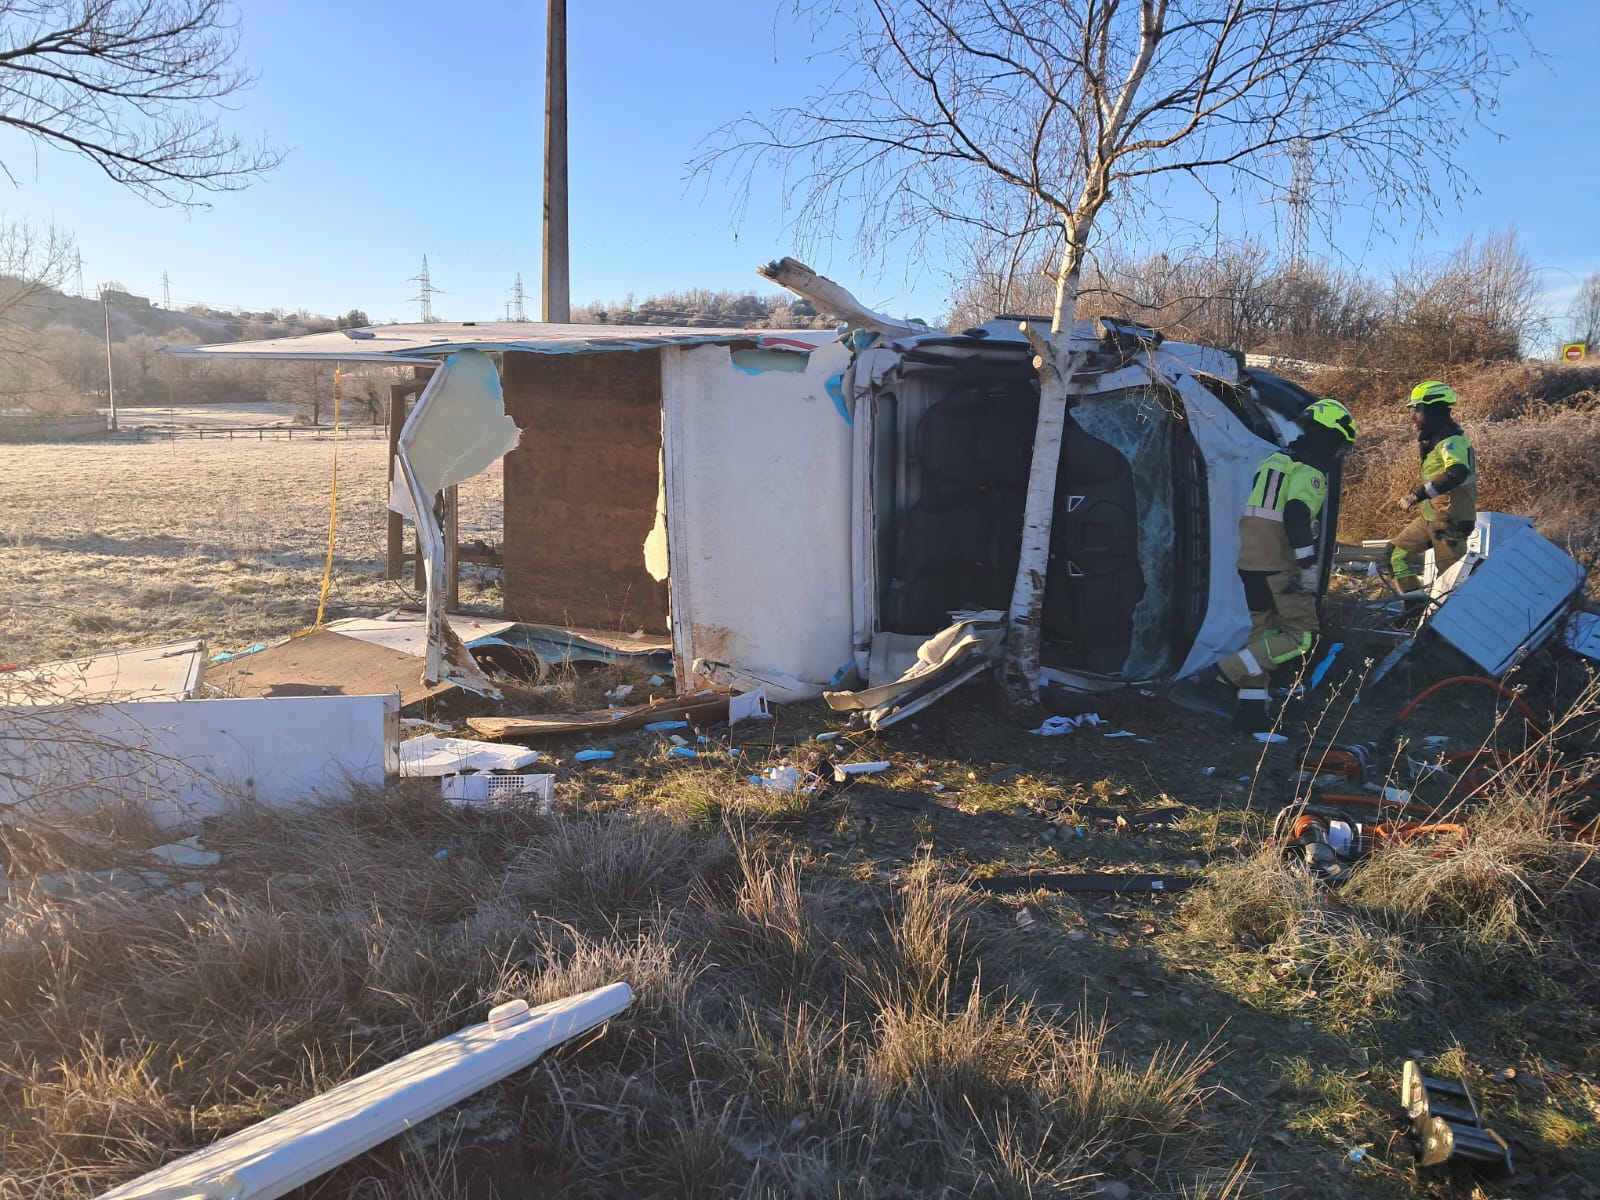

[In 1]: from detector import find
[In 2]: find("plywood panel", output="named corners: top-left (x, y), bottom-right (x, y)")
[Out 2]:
top-left (501, 350), bottom-right (670, 633)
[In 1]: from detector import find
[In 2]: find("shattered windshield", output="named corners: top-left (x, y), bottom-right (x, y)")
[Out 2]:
top-left (1067, 386), bottom-right (1180, 678)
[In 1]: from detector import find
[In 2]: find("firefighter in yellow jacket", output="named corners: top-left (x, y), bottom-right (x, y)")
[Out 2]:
top-left (1218, 398), bottom-right (1357, 731)
top-left (1388, 380), bottom-right (1477, 595)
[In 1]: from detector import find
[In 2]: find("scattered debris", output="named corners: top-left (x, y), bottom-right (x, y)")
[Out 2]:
top-left (440, 773), bottom-right (555, 812)
top-left (751, 765), bottom-right (820, 794)
top-left (825, 612), bottom-right (1005, 730)
top-left (147, 836), bottom-right (221, 868)
top-left (0, 694), bottom-right (397, 830)
top-left (208, 643), bottom-right (265, 665)
top-left (1029, 712), bottom-right (1107, 736)
top-left (0, 638), bottom-right (207, 705)
top-left (398, 736), bottom-right (541, 778)
top-left (832, 761), bottom-right (891, 782)
top-left (468, 689), bottom-right (762, 742)
top-left (94, 983), bottom-right (635, 1200)
top-left (207, 629), bottom-right (453, 707)
top-left (572, 749), bottom-right (615, 763)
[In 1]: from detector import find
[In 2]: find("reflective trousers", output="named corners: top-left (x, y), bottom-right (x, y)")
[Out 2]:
top-left (1218, 568), bottom-right (1318, 695)
top-left (1388, 513), bottom-right (1466, 590)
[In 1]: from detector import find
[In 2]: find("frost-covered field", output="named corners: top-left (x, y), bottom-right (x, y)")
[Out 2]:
top-left (1, 433), bottom-right (502, 667)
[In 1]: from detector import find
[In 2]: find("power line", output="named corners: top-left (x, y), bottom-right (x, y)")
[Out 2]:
top-left (409, 255), bottom-right (442, 323)
top-left (509, 272), bottom-right (527, 322)
top-left (161, 269), bottom-right (172, 310)
top-left (1284, 134), bottom-right (1311, 269)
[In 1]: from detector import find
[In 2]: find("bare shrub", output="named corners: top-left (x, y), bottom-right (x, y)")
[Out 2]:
top-left (1176, 851), bottom-right (1411, 1015)
top-left (502, 809), bottom-right (732, 926)
top-left (1342, 783), bottom-right (1600, 958)
top-left (1461, 360), bottom-right (1600, 420)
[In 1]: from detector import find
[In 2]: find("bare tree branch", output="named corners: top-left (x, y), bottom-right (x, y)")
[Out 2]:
top-left (696, 0), bottom-right (1531, 716)
top-left (0, 0), bottom-right (280, 206)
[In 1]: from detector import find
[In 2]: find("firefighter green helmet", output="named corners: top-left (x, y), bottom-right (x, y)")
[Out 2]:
top-left (1302, 397), bottom-right (1357, 447)
top-left (1407, 380), bottom-right (1458, 407)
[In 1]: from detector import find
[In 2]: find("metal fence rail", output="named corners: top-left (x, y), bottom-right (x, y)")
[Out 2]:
top-left (133, 424), bottom-right (389, 441)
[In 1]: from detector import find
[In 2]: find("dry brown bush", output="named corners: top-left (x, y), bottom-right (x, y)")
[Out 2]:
top-left (1339, 405), bottom-right (1600, 558)
top-left (1458, 360), bottom-right (1600, 420)
top-left (1315, 358), bottom-right (1600, 429)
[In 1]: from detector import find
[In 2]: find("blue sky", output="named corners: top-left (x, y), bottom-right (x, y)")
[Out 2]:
top-left (0, 1), bottom-right (1592, 336)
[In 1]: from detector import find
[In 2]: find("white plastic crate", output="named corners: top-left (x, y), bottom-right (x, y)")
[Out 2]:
top-left (440, 773), bottom-right (555, 812)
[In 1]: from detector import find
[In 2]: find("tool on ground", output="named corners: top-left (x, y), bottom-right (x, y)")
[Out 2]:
top-left (1400, 1059), bottom-right (1513, 1176)
top-left (975, 871), bottom-right (1197, 896)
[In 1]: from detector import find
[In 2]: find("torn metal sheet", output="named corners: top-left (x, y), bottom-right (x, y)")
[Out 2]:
top-left (325, 612), bottom-right (517, 655)
top-left (0, 639), bottom-right (206, 705)
top-left (391, 350), bottom-right (520, 697)
top-left (824, 612), bottom-right (1005, 730)
top-left (324, 613), bottom-right (670, 671)
top-left (1425, 513), bottom-right (1585, 676)
top-left (398, 736), bottom-right (541, 777)
top-left (0, 694), bottom-right (398, 831)
top-left (94, 983), bottom-right (634, 1200)
top-left (490, 622), bottom-right (673, 669)
top-left (205, 629), bottom-right (453, 707)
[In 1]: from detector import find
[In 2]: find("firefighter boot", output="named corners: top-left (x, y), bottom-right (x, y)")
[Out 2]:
top-left (1232, 695), bottom-right (1271, 734)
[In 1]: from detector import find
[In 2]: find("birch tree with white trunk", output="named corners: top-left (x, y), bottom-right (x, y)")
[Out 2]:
top-left (700, 0), bottom-right (1529, 716)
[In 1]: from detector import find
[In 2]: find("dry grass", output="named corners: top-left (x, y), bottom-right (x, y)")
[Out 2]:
top-left (0, 784), bottom-right (1238, 1199)
top-left (1173, 849), bottom-right (1414, 1018)
top-left (0, 436), bottom-right (502, 666)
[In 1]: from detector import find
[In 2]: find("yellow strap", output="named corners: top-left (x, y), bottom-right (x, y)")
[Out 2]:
top-left (312, 367), bottom-right (342, 629)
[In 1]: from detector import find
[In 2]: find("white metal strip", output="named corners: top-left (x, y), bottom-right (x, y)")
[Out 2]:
top-left (95, 984), bottom-right (634, 1200)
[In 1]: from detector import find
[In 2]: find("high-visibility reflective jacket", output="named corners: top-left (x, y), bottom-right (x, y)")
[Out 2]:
top-left (1237, 450), bottom-right (1328, 572)
top-left (1410, 426), bottom-right (1477, 531)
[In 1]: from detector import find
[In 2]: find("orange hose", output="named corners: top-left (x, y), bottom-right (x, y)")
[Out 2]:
top-left (1397, 675), bottom-right (1547, 737)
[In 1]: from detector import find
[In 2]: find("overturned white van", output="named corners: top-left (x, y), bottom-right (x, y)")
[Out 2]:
top-left (162, 291), bottom-right (1332, 706)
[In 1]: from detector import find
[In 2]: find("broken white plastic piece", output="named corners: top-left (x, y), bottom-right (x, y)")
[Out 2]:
top-left (728, 687), bottom-right (771, 725)
top-left (440, 773), bottom-right (555, 812)
top-left (832, 761), bottom-right (890, 782)
top-left (400, 735), bottom-right (541, 777)
top-left (390, 350), bottom-right (520, 697)
top-left (1029, 713), bottom-right (1105, 737)
top-left (94, 982), bottom-right (634, 1200)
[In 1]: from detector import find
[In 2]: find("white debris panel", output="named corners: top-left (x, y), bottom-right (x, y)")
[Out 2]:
top-left (0, 639), bottom-right (207, 705)
top-left (0, 694), bottom-right (398, 830)
top-left (1426, 512), bottom-right (1585, 676)
top-left (94, 983), bottom-right (635, 1200)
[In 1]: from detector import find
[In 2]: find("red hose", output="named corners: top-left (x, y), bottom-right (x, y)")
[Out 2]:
top-left (1397, 675), bottom-right (1547, 737)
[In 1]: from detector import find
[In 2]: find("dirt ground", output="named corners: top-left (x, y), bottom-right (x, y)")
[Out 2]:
top-left (4, 421), bottom-right (1600, 1198)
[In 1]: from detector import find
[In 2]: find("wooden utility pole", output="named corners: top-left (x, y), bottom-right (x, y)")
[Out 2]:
top-left (542, 0), bottom-right (570, 322)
